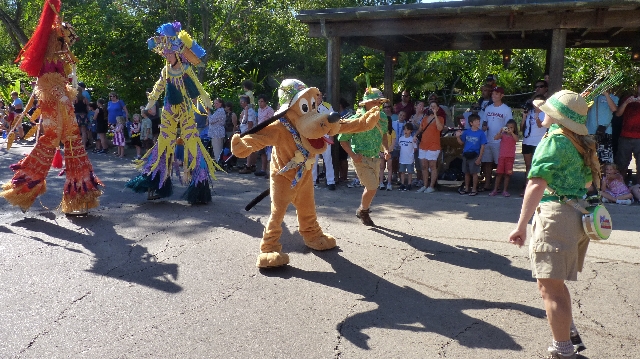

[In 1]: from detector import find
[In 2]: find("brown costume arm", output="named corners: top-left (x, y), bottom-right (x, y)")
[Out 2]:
top-left (231, 123), bottom-right (283, 158)
top-left (337, 107), bottom-right (380, 134)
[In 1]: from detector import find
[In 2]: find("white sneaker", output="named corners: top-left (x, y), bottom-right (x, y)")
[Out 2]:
top-left (386, 183), bottom-right (392, 191)
top-left (601, 198), bottom-right (611, 203)
top-left (617, 199), bottom-right (632, 205)
top-left (379, 183), bottom-right (386, 190)
top-left (425, 187), bottom-right (435, 193)
top-left (416, 186), bottom-right (427, 193)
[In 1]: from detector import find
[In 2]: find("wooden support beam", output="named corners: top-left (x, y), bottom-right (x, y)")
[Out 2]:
top-left (596, 8), bottom-right (606, 27)
top-left (349, 30), bottom-right (640, 53)
top-left (326, 37), bottom-right (341, 111)
top-left (580, 28), bottom-right (591, 37)
top-left (607, 27), bottom-right (624, 38)
top-left (548, 29), bottom-right (567, 93)
top-left (489, 31), bottom-right (497, 39)
top-left (326, 36), bottom-right (341, 179)
top-left (350, 36), bottom-right (549, 52)
top-left (384, 53), bottom-right (394, 102)
top-left (306, 9), bottom-right (640, 38)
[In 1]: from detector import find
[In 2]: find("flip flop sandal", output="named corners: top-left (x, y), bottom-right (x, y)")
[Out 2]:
top-left (477, 187), bottom-right (486, 192)
top-left (458, 189), bottom-right (467, 195)
top-left (468, 191), bottom-right (478, 196)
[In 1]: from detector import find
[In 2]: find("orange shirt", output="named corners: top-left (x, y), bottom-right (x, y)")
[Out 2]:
top-left (419, 115), bottom-right (444, 151)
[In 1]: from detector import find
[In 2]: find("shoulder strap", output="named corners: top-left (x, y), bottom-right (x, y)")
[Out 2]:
top-left (549, 128), bottom-right (601, 190)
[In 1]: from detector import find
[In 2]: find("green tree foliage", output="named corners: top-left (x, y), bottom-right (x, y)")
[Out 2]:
top-left (1, 0), bottom-right (639, 112)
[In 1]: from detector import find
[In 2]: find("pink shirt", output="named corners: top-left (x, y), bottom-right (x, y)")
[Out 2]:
top-left (257, 106), bottom-right (274, 124)
top-left (499, 133), bottom-right (516, 158)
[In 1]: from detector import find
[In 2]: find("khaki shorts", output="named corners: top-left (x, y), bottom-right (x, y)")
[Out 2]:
top-left (352, 156), bottom-right (380, 190)
top-left (529, 200), bottom-right (590, 281)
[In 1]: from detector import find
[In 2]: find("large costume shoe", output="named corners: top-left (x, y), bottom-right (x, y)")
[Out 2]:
top-left (304, 233), bottom-right (337, 251)
top-left (256, 252), bottom-right (290, 268)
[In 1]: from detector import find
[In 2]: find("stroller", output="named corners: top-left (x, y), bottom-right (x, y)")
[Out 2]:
top-left (199, 127), bottom-right (214, 159)
top-left (219, 135), bottom-right (236, 171)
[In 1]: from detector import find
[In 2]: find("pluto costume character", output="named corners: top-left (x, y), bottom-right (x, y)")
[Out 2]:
top-left (231, 79), bottom-right (380, 268)
top-left (1, 0), bottom-right (103, 214)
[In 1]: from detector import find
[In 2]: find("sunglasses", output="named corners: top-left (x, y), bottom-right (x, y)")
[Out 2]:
top-left (535, 85), bottom-right (547, 89)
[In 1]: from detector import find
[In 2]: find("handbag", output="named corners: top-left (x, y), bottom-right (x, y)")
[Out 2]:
top-left (563, 198), bottom-right (612, 240)
top-left (595, 125), bottom-right (607, 137)
top-left (416, 115), bottom-right (433, 143)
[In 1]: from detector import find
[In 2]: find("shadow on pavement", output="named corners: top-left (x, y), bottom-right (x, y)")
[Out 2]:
top-left (371, 225), bottom-right (533, 282)
top-left (12, 216), bottom-right (182, 293)
top-left (261, 249), bottom-right (544, 351)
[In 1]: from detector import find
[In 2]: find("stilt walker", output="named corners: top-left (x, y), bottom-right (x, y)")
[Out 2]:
top-left (126, 22), bottom-right (221, 204)
top-left (1, 0), bottom-right (103, 214)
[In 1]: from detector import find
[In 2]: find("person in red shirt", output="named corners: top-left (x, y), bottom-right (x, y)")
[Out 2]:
top-left (614, 83), bottom-right (640, 184)
top-left (394, 90), bottom-right (415, 119)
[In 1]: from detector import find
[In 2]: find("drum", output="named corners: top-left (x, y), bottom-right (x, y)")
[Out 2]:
top-left (582, 204), bottom-right (612, 240)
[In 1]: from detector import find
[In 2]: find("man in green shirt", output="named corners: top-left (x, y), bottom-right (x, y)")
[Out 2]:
top-left (509, 90), bottom-right (595, 359)
top-left (338, 88), bottom-right (390, 226)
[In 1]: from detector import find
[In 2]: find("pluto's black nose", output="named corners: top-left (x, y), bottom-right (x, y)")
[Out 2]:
top-left (327, 112), bottom-right (340, 123)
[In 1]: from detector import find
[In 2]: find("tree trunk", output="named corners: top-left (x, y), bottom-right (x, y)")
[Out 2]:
top-left (0, 7), bottom-right (29, 52)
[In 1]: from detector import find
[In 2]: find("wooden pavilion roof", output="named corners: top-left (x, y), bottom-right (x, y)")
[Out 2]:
top-left (296, 0), bottom-right (640, 53)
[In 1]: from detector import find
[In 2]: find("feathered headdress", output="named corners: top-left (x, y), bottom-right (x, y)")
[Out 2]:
top-left (359, 74), bottom-right (388, 106)
top-left (15, 0), bottom-right (61, 76)
top-left (147, 22), bottom-right (206, 66)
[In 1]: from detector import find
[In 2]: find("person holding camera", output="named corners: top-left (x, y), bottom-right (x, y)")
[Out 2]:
top-left (585, 91), bottom-right (618, 164)
top-left (520, 94), bottom-right (548, 196)
top-left (415, 100), bottom-right (445, 193)
top-left (490, 120), bottom-right (519, 197)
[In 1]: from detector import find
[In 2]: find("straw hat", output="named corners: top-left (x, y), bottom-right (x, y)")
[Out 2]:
top-left (533, 90), bottom-right (588, 135)
top-left (358, 88), bottom-right (389, 106)
top-left (274, 79), bottom-right (310, 117)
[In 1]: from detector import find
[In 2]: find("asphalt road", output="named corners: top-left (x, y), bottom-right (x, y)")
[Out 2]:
top-left (1, 141), bottom-right (639, 359)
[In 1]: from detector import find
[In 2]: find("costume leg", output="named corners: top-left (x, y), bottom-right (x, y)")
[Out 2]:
top-left (179, 107), bottom-right (222, 204)
top-left (257, 174), bottom-right (293, 268)
top-left (59, 113), bottom-right (103, 213)
top-left (1, 111), bottom-right (62, 211)
top-left (291, 172), bottom-right (336, 251)
top-left (126, 104), bottom-right (179, 198)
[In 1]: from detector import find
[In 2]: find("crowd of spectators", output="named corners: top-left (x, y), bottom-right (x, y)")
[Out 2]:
top-left (3, 75), bottom-right (640, 204)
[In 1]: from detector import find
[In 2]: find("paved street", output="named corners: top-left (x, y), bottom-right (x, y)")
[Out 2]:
top-left (1, 141), bottom-right (639, 359)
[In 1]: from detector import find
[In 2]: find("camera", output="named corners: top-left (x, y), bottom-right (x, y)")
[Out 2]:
top-left (503, 127), bottom-right (509, 132)
top-left (521, 100), bottom-right (534, 112)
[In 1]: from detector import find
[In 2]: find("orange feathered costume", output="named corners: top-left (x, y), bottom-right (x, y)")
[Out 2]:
top-left (1, 0), bottom-right (103, 213)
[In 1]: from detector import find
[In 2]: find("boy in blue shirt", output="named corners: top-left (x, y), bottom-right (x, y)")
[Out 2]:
top-left (456, 114), bottom-right (487, 195)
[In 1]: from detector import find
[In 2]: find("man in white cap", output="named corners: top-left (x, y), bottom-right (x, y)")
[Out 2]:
top-left (312, 90), bottom-right (336, 190)
top-left (338, 88), bottom-right (390, 226)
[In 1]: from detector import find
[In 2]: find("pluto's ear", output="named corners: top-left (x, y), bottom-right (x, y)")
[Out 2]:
top-left (239, 108), bottom-right (289, 138)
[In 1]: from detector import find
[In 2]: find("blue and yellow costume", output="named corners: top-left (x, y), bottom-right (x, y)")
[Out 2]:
top-left (126, 22), bottom-right (221, 204)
